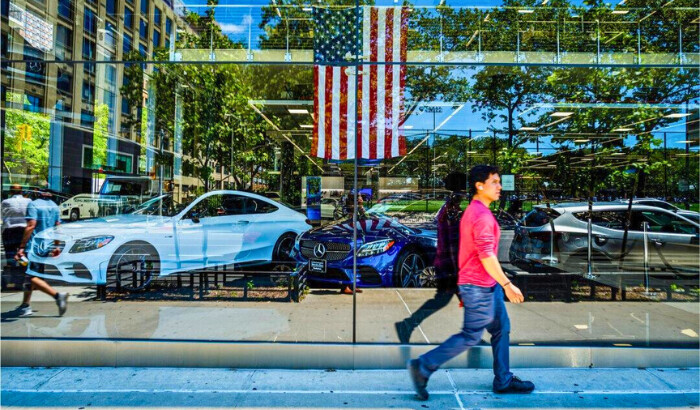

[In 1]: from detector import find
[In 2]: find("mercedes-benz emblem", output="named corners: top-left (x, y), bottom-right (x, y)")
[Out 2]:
top-left (313, 243), bottom-right (327, 258)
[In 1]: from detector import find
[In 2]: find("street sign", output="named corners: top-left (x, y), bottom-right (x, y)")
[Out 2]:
top-left (501, 174), bottom-right (515, 191)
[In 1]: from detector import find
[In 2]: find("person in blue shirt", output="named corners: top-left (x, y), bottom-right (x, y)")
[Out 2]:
top-left (14, 190), bottom-right (69, 317)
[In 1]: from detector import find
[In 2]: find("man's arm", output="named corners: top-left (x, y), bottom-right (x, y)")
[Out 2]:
top-left (479, 255), bottom-right (524, 304)
top-left (472, 215), bottom-right (525, 304)
top-left (16, 220), bottom-right (37, 259)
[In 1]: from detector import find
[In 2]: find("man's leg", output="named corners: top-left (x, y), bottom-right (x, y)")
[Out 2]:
top-left (396, 291), bottom-right (454, 343)
top-left (30, 277), bottom-right (58, 298)
top-left (485, 286), bottom-right (513, 391)
top-left (417, 285), bottom-right (495, 378)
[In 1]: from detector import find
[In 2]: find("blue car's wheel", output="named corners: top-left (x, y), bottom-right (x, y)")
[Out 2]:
top-left (394, 251), bottom-right (426, 288)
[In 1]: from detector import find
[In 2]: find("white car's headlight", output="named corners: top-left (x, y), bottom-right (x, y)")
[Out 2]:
top-left (357, 239), bottom-right (395, 258)
top-left (69, 236), bottom-right (114, 253)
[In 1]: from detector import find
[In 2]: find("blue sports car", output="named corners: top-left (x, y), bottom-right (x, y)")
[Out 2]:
top-left (291, 216), bottom-right (438, 287)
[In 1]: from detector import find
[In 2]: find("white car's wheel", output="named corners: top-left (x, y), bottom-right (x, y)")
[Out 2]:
top-left (69, 208), bottom-right (80, 221)
top-left (108, 242), bottom-right (159, 292)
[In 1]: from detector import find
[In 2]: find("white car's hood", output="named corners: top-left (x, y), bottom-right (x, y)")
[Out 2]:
top-left (36, 214), bottom-right (174, 240)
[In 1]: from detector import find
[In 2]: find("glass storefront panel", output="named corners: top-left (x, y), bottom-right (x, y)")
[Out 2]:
top-left (1, 1), bottom-right (698, 348)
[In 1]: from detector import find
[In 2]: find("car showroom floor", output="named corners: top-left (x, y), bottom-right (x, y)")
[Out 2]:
top-left (1, 286), bottom-right (698, 347)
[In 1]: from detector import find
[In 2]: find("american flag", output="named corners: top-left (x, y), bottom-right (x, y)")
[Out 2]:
top-left (312, 6), bottom-right (408, 161)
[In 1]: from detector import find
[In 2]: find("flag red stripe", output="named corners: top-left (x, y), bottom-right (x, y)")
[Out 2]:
top-left (324, 65), bottom-right (333, 160)
top-left (339, 68), bottom-right (348, 160)
top-left (384, 7), bottom-right (394, 159)
top-left (312, 66), bottom-right (319, 157)
top-left (399, 7), bottom-right (408, 156)
top-left (369, 7), bottom-right (378, 160)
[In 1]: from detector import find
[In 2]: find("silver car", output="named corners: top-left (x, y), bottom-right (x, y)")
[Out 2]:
top-left (509, 203), bottom-right (699, 277)
top-left (618, 198), bottom-right (699, 223)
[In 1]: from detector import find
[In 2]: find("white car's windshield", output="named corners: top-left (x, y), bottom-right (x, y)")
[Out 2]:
top-left (133, 195), bottom-right (192, 216)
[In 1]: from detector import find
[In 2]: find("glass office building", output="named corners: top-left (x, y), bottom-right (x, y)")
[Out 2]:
top-left (1, 0), bottom-right (698, 351)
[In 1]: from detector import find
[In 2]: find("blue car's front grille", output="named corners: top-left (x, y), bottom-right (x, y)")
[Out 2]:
top-left (300, 240), bottom-right (351, 261)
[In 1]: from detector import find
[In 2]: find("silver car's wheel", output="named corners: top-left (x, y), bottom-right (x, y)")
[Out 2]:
top-left (108, 243), bottom-right (159, 292)
top-left (394, 251), bottom-right (426, 288)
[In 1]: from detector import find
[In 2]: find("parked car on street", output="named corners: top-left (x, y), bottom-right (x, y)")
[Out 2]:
top-left (291, 215), bottom-right (437, 288)
top-left (509, 203), bottom-right (699, 277)
top-left (25, 191), bottom-right (312, 291)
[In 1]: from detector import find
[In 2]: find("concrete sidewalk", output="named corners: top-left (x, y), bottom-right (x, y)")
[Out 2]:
top-left (2, 367), bottom-right (698, 409)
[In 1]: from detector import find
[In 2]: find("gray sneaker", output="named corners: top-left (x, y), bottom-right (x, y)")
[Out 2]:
top-left (56, 293), bottom-right (69, 316)
top-left (19, 305), bottom-right (33, 317)
top-left (407, 359), bottom-right (429, 400)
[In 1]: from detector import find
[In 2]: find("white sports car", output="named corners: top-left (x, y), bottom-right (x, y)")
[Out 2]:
top-left (26, 191), bottom-right (311, 290)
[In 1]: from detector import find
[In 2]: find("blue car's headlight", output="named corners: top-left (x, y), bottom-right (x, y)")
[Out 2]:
top-left (69, 236), bottom-right (114, 253)
top-left (357, 239), bottom-right (395, 258)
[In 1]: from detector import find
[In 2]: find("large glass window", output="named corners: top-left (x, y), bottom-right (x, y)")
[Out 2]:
top-left (106, 0), bottom-right (116, 17)
top-left (1, 3), bottom-right (698, 354)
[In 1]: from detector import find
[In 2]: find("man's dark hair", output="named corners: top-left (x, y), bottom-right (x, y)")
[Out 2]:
top-left (443, 172), bottom-right (467, 192)
top-left (468, 165), bottom-right (500, 196)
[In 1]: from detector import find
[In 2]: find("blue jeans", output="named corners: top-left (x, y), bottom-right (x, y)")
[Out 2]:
top-left (417, 284), bottom-right (513, 390)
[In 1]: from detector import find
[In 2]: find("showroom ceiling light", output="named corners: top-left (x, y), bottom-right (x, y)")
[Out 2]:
top-left (300, 124), bottom-right (313, 128)
top-left (611, 10), bottom-right (629, 14)
top-left (550, 111), bottom-right (573, 117)
top-left (403, 125), bottom-right (414, 129)
top-left (574, 139), bottom-right (590, 143)
top-left (612, 127), bottom-right (633, 132)
top-left (664, 113), bottom-right (690, 118)
top-left (288, 108), bottom-right (309, 114)
top-left (518, 9), bottom-right (534, 14)
top-left (519, 126), bottom-right (537, 131)
top-left (677, 140), bottom-right (695, 144)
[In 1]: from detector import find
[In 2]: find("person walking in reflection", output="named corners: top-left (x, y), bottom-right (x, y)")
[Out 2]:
top-left (341, 193), bottom-right (365, 295)
top-left (394, 172), bottom-right (466, 343)
top-left (13, 189), bottom-right (69, 317)
top-left (407, 165), bottom-right (534, 400)
top-left (2, 184), bottom-right (32, 267)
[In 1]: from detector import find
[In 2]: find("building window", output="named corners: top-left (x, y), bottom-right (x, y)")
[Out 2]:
top-left (139, 19), bottom-right (148, 40)
top-left (57, 70), bottom-right (72, 95)
top-left (55, 25), bottom-right (72, 60)
top-left (24, 95), bottom-right (42, 113)
top-left (23, 46), bottom-right (45, 84)
top-left (82, 38), bottom-right (95, 59)
top-left (106, 65), bottom-right (117, 85)
top-left (57, 0), bottom-right (72, 21)
top-left (124, 7), bottom-right (133, 29)
top-left (154, 7), bottom-right (161, 25)
top-left (84, 7), bottom-right (97, 36)
top-left (139, 43), bottom-right (147, 57)
top-left (140, 0), bottom-right (148, 14)
top-left (82, 81), bottom-right (95, 103)
top-left (106, 0), bottom-right (116, 17)
top-left (123, 33), bottom-right (132, 55)
top-left (165, 17), bottom-right (172, 35)
top-left (152, 30), bottom-right (160, 49)
top-left (121, 97), bottom-right (130, 115)
top-left (80, 110), bottom-right (94, 127)
top-left (164, 38), bottom-right (169, 50)
top-left (104, 22), bottom-right (117, 50)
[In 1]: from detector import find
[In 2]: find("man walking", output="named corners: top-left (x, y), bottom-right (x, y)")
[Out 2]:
top-left (2, 184), bottom-right (32, 264)
top-left (14, 189), bottom-right (69, 317)
top-left (408, 165), bottom-right (534, 400)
